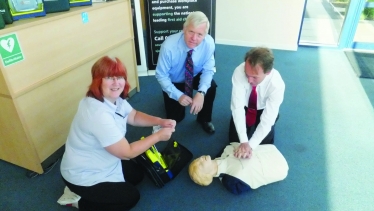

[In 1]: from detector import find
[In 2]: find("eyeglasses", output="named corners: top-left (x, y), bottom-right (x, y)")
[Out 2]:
top-left (103, 76), bottom-right (125, 81)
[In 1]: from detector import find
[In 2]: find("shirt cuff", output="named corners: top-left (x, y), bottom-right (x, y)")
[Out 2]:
top-left (238, 133), bottom-right (248, 144)
top-left (198, 85), bottom-right (208, 93)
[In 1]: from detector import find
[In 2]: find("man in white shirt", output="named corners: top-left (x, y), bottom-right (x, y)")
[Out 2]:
top-left (230, 47), bottom-right (285, 159)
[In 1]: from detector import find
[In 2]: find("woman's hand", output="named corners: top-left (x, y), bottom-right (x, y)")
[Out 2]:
top-left (159, 119), bottom-right (176, 129)
top-left (156, 127), bottom-right (175, 141)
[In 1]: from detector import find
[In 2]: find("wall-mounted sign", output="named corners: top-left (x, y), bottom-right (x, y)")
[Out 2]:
top-left (145, 0), bottom-right (216, 70)
top-left (0, 33), bottom-right (24, 67)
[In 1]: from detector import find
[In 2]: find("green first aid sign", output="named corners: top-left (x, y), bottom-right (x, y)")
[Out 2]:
top-left (0, 33), bottom-right (24, 67)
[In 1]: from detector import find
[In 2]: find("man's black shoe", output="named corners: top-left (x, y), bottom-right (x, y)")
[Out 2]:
top-left (201, 122), bottom-right (215, 134)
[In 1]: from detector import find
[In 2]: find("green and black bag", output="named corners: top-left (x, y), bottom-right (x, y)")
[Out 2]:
top-left (43, 0), bottom-right (70, 14)
top-left (133, 139), bottom-right (193, 188)
top-left (0, 13), bottom-right (4, 29)
top-left (0, 0), bottom-right (13, 24)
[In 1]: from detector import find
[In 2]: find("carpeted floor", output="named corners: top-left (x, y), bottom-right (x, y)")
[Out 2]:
top-left (345, 51), bottom-right (374, 79)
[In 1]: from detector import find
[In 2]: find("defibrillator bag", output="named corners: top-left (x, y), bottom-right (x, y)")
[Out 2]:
top-left (0, 0), bottom-right (13, 24)
top-left (8, 0), bottom-right (46, 21)
top-left (10, 0), bottom-right (39, 12)
top-left (43, 0), bottom-right (70, 13)
top-left (0, 13), bottom-right (5, 29)
top-left (133, 139), bottom-right (193, 188)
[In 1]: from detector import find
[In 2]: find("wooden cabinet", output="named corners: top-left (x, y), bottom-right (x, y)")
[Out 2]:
top-left (0, 0), bottom-right (139, 174)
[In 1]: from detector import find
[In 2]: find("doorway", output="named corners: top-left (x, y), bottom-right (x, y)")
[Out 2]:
top-left (351, 1), bottom-right (374, 50)
top-left (300, 0), bottom-right (374, 51)
top-left (299, 0), bottom-right (350, 46)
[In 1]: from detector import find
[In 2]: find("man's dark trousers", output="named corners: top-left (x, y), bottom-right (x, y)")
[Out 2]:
top-left (162, 73), bottom-right (217, 123)
top-left (228, 109), bottom-right (279, 145)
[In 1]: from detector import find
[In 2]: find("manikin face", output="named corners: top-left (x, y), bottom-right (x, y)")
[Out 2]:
top-left (196, 155), bottom-right (216, 175)
top-left (101, 76), bottom-right (125, 103)
top-left (244, 61), bottom-right (270, 87)
top-left (183, 22), bottom-right (207, 49)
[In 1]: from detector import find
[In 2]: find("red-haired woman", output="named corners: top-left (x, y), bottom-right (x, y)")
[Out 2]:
top-left (58, 56), bottom-right (176, 211)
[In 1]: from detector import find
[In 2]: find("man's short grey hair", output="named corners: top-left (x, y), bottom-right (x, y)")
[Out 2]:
top-left (183, 11), bottom-right (210, 34)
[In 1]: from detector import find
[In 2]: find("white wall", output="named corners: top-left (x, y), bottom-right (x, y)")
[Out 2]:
top-left (216, 0), bottom-right (306, 51)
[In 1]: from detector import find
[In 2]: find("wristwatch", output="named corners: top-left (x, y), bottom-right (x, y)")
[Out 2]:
top-left (198, 91), bottom-right (206, 97)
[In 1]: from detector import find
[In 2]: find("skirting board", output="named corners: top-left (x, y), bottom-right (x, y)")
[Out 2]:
top-left (215, 39), bottom-right (298, 51)
top-left (143, 67), bottom-right (216, 77)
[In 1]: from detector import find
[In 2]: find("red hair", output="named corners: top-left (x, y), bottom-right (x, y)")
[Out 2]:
top-left (86, 56), bottom-right (131, 102)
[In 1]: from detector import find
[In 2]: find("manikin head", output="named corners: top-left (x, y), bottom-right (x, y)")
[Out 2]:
top-left (188, 155), bottom-right (217, 186)
top-left (183, 11), bottom-right (210, 49)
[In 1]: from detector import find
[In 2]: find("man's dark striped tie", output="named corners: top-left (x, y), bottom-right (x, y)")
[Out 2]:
top-left (184, 49), bottom-right (194, 97)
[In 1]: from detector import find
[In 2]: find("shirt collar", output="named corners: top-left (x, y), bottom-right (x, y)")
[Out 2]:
top-left (103, 97), bottom-right (117, 112)
top-left (215, 158), bottom-right (227, 177)
top-left (257, 68), bottom-right (274, 87)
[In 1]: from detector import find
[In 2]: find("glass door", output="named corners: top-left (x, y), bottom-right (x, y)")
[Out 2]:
top-left (352, 1), bottom-right (374, 50)
top-left (299, 0), bottom-right (350, 46)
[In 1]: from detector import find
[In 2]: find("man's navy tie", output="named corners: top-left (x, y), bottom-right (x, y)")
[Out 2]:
top-left (184, 49), bottom-right (194, 97)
